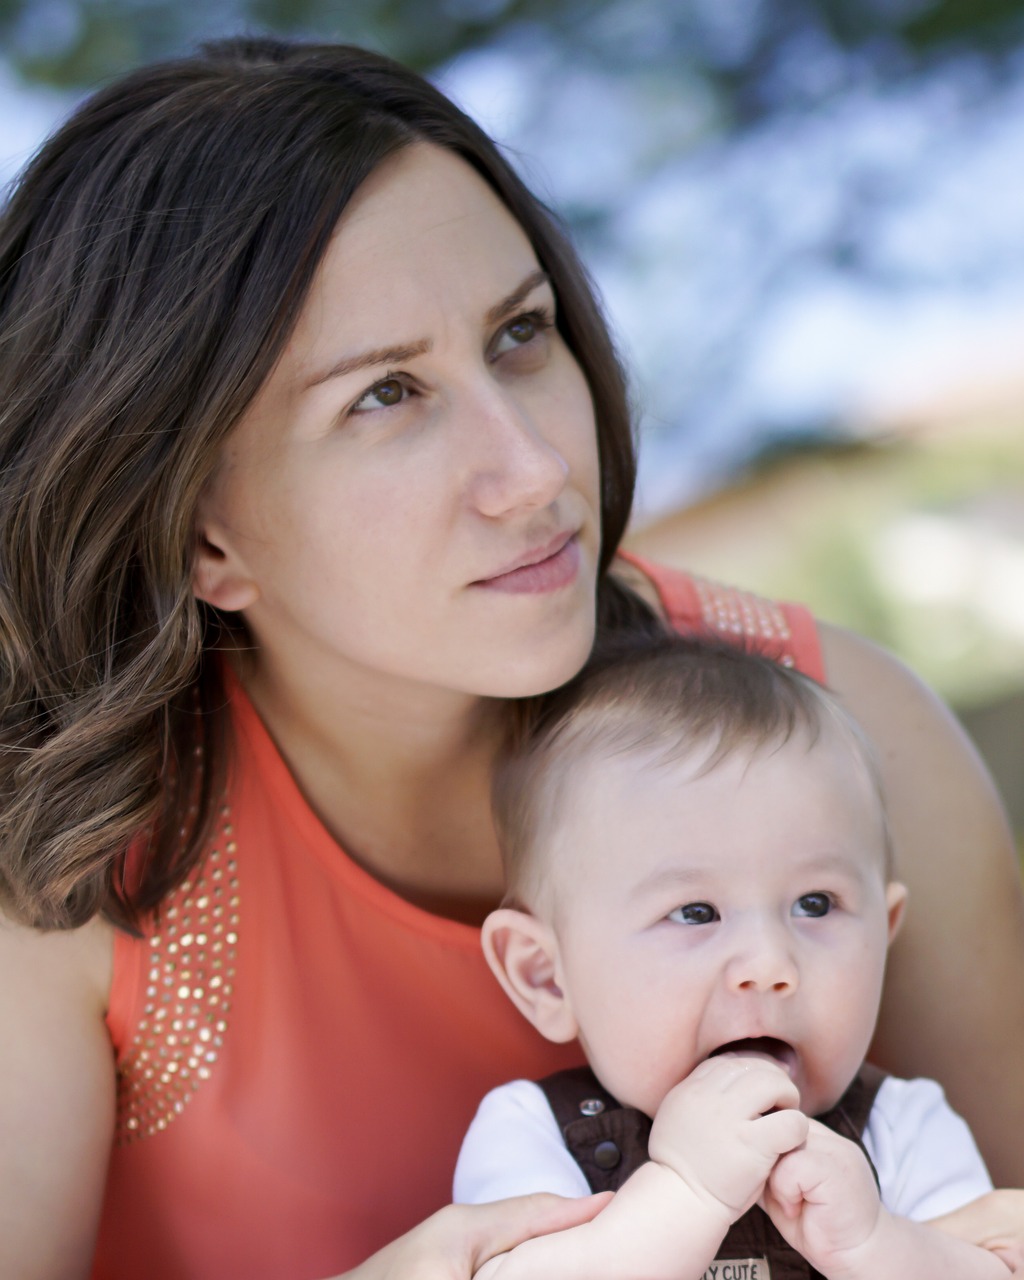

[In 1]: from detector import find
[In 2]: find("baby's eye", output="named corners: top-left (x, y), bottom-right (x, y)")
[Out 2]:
top-left (668, 901), bottom-right (719, 926)
top-left (352, 376), bottom-right (407, 413)
top-left (792, 892), bottom-right (833, 918)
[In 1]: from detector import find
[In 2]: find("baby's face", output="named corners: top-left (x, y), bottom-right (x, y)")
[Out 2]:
top-left (542, 722), bottom-right (904, 1119)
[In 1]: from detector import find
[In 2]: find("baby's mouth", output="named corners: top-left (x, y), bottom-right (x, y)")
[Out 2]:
top-left (708, 1036), bottom-right (798, 1077)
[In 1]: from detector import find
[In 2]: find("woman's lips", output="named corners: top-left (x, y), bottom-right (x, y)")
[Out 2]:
top-left (472, 533), bottom-right (580, 595)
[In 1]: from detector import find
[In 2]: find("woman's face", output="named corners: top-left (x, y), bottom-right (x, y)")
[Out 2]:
top-left (195, 143), bottom-right (602, 705)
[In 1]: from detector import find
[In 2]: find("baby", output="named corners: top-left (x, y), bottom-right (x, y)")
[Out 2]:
top-left (455, 634), bottom-right (1008, 1280)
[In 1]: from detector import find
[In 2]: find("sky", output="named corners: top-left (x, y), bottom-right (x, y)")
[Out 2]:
top-left (438, 36), bottom-right (1024, 516)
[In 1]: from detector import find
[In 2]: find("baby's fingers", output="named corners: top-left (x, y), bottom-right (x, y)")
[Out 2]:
top-left (692, 1055), bottom-right (801, 1116)
top-left (732, 1060), bottom-right (802, 1119)
top-left (750, 1106), bottom-right (809, 1160)
top-left (761, 1179), bottom-right (802, 1223)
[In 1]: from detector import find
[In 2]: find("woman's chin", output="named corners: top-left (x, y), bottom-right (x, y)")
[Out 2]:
top-left (479, 639), bottom-right (594, 700)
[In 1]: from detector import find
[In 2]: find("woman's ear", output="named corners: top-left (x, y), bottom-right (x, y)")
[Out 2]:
top-left (481, 908), bottom-right (578, 1045)
top-left (192, 505), bottom-right (260, 613)
top-left (885, 881), bottom-right (908, 944)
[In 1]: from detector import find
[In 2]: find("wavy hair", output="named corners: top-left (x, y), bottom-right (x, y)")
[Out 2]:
top-left (0, 37), bottom-right (655, 931)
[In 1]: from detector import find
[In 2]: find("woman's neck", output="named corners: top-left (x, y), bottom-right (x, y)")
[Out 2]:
top-left (231, 646), bottom-right (509, 924)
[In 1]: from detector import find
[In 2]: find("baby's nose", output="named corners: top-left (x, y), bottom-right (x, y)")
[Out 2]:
top-left (726, 927), bottom-right (799, 995)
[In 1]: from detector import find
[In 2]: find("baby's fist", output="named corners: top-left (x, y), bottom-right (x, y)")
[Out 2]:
top-left (764, 1117), bottom-right (882, 1271)
top-left (650, 1055), bottom-right (808, 1219)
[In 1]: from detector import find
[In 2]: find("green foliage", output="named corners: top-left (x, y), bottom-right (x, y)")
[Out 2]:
top-left (3, 0), bottom-right (1024, 93)
top-left (724, 432), bottom-right (1024, 709)
top-left (901, 0), bottom-right (1024, 48)
top-left (0, 0), bottom-right (605, 86)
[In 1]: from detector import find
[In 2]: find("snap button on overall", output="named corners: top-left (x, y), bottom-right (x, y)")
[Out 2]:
top-left (593, 1140), bottom-right (621, 1170)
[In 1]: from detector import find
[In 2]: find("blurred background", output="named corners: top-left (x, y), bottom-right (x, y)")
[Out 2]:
top-left (2, 0), bottom-right (1023, 833)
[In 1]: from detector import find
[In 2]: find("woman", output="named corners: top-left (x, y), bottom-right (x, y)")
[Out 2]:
top-left (0, 36), bottom-right (1022, 1280)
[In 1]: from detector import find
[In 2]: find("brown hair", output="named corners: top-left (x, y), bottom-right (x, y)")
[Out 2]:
top-left (0, 37), bottom-right (654, 932)
top-left (493, 633), bottom-right (891, 905)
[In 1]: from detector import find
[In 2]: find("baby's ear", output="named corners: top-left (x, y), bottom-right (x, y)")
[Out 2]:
top-left (885, 881), bottom-right (908, 944)
top-left (481, 908), bottom-right (578, 1045)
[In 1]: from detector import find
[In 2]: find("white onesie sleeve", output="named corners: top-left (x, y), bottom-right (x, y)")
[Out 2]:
top-left (454, 1079), bottom-right (591, 1204)
top-left (864, 1075), bottom-right (992, 1220)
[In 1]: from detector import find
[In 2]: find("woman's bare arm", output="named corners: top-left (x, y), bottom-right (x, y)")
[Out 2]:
top-left (0, 911), bottom-right (115, 1278)
top-left (930, 1190), bottom-right (1024, 1272)
top-left (337, 1193), bottom-right (612, 1280)
top-left (820, 622), bottom-right (1024, 1186)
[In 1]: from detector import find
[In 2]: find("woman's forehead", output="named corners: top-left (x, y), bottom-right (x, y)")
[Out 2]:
top-left (283, 143), bottom-right (544, 373)
top-left (216, 142), bottom-right (549, 461)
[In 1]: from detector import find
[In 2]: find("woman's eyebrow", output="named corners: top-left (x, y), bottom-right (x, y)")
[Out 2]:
top-left (484, 268), bottom-right (551, 326)
top-left (304, 269), bottom-right (551, 391)
top-left (305, 340), bottom-right (431, 390)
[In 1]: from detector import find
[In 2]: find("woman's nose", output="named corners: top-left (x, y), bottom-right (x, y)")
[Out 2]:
top-left (462, 382), bottom-right (571, 518)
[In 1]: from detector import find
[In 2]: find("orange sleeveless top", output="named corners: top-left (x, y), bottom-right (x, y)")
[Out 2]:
top-left (92, 561), bottom-right (823, 1279)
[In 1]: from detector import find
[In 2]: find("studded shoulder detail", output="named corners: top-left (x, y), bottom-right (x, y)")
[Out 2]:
top-left (691, 574), bottom-right (796, 667)
top-left (115, 804), bottom-right (240, 1144)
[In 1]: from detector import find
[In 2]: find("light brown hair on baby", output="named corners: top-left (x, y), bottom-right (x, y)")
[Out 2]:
top-left (492, 633), bottom-right (892, 909)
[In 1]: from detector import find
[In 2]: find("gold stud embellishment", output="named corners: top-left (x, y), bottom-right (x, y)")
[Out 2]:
top-left (115, 804), bottom-right (240, 1144)
top-left (693, 575), bottom-right (795, 667)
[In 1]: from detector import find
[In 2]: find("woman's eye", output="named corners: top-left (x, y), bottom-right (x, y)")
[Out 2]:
top-left (352, 376), bottom-right (406, 413)
top-left (492, 309), bottom-right (552, 358)
top-left (668, 901), bottom-right (719, 926)
top-left (506, 315), bottom-right (539, 344)
top-left (793, 892), bottom-right (833, 918)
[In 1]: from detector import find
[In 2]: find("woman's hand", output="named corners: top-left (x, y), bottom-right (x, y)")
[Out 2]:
top-left (336, 1192), bottom-right (613, 1280)
top-left (928, 1189), bottom-right (1024, 1273)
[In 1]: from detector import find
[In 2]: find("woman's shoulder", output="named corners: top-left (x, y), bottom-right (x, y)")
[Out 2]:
top-left (0, 908), bottom-right (115, 1272)
top-left (0, 905), bottom-right (113, 1004)
top-left (614, 551), bottom-right (825, 682)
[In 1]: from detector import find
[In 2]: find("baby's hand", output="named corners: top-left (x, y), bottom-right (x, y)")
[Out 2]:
top-left (762, 1117), bottom-right (882, 1274)
top-left (649, 1054), bottom-right (808, 1221)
